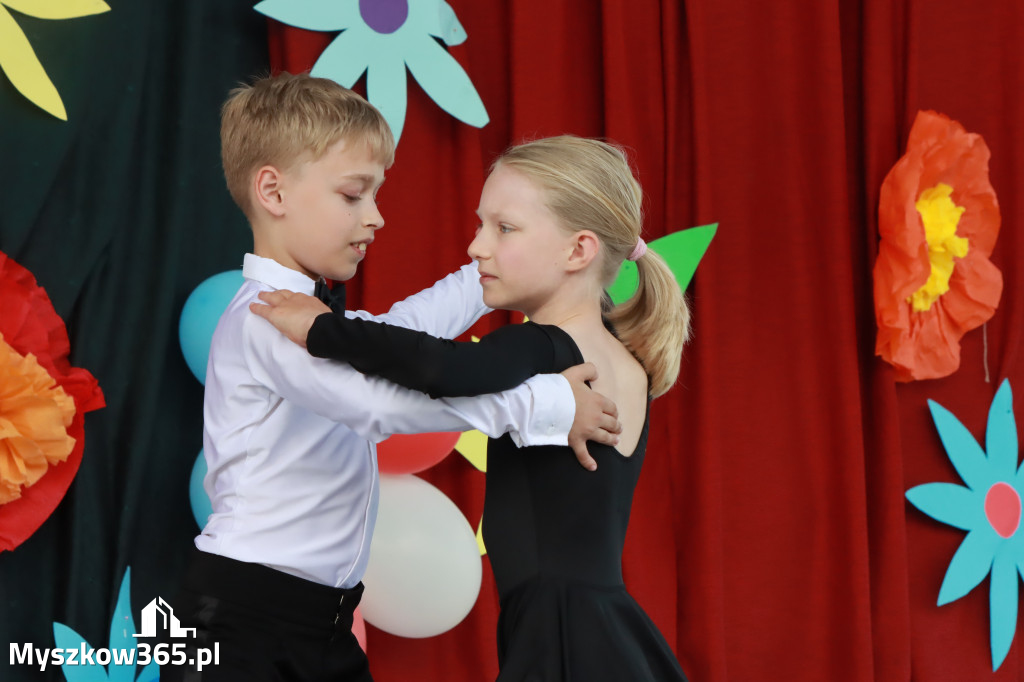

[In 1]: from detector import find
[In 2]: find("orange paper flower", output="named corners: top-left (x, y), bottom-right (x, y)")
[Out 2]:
top-left (874, 110), bottom-right (1002, 381)
top-left (0, 335), bottom-right (76, 503)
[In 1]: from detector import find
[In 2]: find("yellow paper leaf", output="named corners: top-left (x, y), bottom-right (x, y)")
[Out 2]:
top-left (476, 516), bottom-right (486, 556)
top-left (3, 0), bottom-right (110, 20)
top-left (0, 6), bottom-right (66, 119)
top-left (455, 429), bottom-right (487, 472)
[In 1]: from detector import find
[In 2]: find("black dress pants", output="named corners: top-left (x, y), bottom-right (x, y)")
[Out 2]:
top-left (159, 548), bottom-right (371, 682)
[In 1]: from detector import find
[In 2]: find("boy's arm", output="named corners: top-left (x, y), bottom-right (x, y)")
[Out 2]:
top-left (346, 262), bottom-right (488, 338)
top-left (244, 314), bottom-right (616, 457)
top-left (306, 317), bottom-right (619, 469)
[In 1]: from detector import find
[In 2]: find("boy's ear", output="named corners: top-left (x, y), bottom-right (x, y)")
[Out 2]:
top-left (253, 165), bottom-right (287, 217)
top-left (566, 230), bottom-right (600, 273)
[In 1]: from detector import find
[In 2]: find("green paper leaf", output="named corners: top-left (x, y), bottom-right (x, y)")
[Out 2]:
top-left (607, 260), bottom-right (639, 306)
top-left (607, 223), bottom-right (717, 304)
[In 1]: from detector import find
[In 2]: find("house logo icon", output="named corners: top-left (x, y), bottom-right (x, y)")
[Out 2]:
top-left (133, 598), bottom-right (197, 638)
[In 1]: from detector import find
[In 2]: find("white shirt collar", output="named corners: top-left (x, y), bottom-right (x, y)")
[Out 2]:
top-left (242, 253), bottom-right (319, 295)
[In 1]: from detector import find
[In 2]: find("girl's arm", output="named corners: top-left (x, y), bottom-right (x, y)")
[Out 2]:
top-left (306, 313), bottom-right (559, 398)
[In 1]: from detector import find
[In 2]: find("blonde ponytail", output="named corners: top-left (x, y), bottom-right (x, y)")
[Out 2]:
top-left (605, 250), bottom-right (690, 397)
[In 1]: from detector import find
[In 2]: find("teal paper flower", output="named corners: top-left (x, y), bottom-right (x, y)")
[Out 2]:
top-left (906, 379), bottom-right (1023, 670)
top-left (255, 0), bottom-right (488, 142)
top-left (52, 567), bottom-right (160, 681)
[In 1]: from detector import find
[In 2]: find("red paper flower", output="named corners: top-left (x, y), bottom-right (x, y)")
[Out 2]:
top-left (0, 251), bottom-right (104, 551)
top-left (874, 111), bottom-right (1002, 381)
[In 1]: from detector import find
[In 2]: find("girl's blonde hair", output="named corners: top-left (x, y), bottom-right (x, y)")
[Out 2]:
top-left (496, 136), bottom-right (690, 397)
top-left (220, 72), bottom-right (395, 217)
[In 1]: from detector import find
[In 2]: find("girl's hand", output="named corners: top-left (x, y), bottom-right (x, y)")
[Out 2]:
top-left (249, 290), bottom-right (330, 348)
top-left (561, 362), bottom-right (621, 471)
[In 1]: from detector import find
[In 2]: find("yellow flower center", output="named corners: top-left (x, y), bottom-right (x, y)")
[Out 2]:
top-left (908, 183), bottom-right (969, 312)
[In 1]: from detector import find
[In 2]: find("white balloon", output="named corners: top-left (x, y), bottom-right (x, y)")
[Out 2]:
top-left (361, 474), bottom-right (482, 638)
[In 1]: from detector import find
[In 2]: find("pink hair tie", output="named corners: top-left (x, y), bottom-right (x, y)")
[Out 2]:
top-left (627, 238), bottom-right (647, 261)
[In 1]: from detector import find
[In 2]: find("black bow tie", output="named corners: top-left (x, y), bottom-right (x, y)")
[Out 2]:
top-left (313, 279), bottom-right (347, 314)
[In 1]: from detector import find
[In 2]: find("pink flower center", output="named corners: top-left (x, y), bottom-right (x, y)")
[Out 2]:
top-left (985, 482), bottom-right (1021, 539)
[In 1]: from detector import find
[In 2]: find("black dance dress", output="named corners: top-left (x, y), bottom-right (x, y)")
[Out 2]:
top-left (307, 313), bottom-right (689, 682)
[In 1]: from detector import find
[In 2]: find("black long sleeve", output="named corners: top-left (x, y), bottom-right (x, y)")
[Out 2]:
top-left (306, 314), bottom-right (562, 398)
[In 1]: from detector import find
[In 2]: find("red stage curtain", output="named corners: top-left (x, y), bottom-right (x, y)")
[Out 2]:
top-left (270, 1), bottom-right (1024, 679)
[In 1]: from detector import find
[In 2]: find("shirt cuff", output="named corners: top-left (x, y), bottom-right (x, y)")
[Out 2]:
top-left (512, 374), bottom-right (573, 447)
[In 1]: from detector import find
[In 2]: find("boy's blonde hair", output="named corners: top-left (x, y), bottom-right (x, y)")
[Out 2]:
top-left (220, 72), bottom-right (395, 217)
top-left (496, 136), bottom-right (691, 398)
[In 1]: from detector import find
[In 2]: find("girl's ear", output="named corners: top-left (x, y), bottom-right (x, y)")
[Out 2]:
top-left (566, 230), bottom-right (601, 273)
top-left (253, 165), bottom-right (286, 217)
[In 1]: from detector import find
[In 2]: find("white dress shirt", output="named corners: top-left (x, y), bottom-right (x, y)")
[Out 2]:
top-left (196, 254), bottom-right (574, 588)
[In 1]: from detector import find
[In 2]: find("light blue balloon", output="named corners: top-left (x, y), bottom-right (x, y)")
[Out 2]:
top-left (178, 270), bottom-right (244, 383)
top-left (189, 450), bottom-right (213, 529)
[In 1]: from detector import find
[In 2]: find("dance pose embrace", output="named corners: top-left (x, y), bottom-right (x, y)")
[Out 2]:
top-left (254, 135), bottom-right (691, 681)
top-left (165, 73), bottom-right (620, 682)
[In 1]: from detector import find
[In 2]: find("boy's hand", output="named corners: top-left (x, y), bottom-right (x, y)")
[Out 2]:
top-left (249, 290), bottom-right (330, 348)
top-left (561, 362), bottom-right (620, 471)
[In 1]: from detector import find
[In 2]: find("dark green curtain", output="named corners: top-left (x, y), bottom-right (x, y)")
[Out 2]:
top-left (1, 3), bottom-right (267, 678)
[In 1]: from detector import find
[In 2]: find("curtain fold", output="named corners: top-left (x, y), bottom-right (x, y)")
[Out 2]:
top-left (1, 0), bottom-right (1022, 680)
top-left (269, 1), bottom-right (1023, 679)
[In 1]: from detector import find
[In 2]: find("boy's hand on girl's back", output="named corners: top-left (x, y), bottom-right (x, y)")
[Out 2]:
top-left (250, 290), bottom-right (330, 348)
top-left (561, 362), bottom-right (621, 472)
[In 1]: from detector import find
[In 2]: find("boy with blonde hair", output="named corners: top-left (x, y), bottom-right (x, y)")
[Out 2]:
top-left (163, 73), bottom-right (619, 681)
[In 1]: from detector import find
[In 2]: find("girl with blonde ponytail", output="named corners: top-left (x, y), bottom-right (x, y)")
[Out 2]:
top-left (255, 135), bottom-right (691, 681)
top-left (497, 135), bottom-right (690, 398)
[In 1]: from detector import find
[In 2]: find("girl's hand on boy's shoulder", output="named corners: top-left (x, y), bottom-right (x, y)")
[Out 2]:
top-left (562, 362), bottom-right (621, 471)
top-left (250, 290), bottom-right (330, 348)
